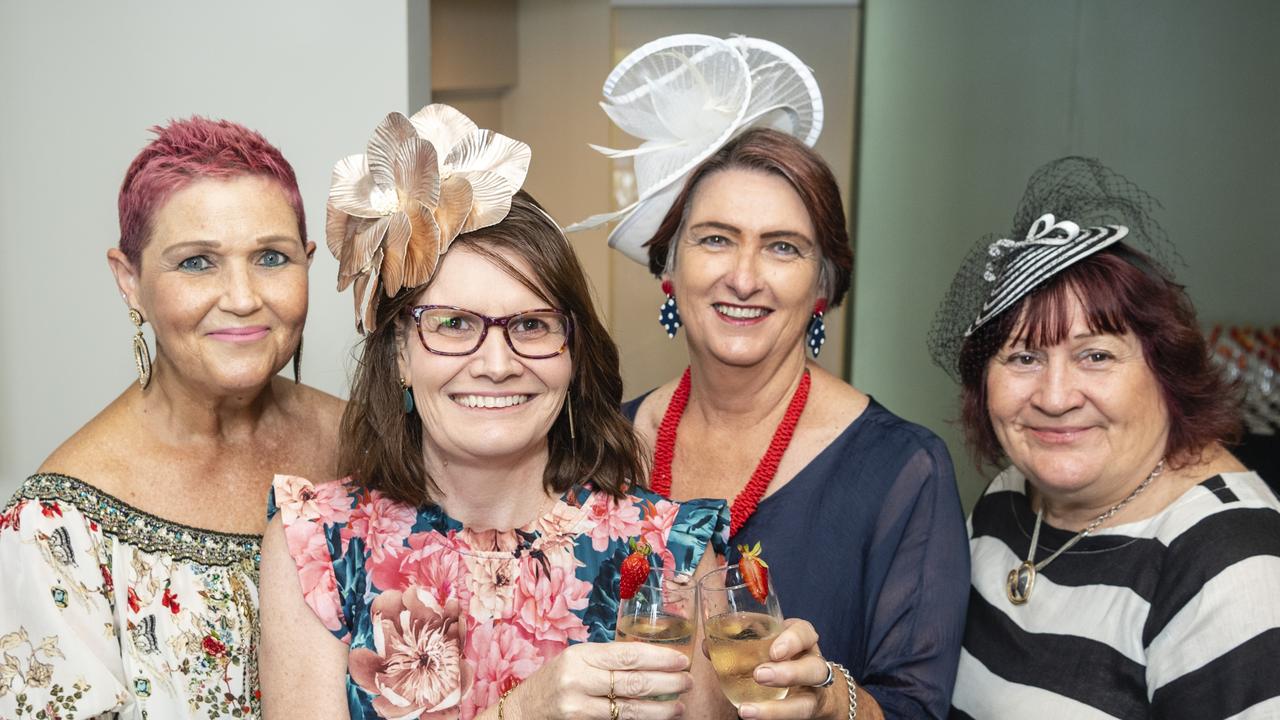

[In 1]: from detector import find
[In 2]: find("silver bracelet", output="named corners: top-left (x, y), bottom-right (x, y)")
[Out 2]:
top-left (831, 662), bottom-right (857, 720)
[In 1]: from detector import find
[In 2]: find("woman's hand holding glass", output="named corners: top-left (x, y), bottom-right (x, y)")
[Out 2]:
top-left (616, 571), bottom-right (697, 701)
top-left (500, 641), bottom-right (692, 720)
top-left (697, 564), bottom-right (850, 720)
top-left (736, 619), bottom-right (849, 720)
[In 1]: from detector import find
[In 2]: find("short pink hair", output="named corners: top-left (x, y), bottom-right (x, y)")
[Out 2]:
top-left (117, 116), bottom-right (306, 264)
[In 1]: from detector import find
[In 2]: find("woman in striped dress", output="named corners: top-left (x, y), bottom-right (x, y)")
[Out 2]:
top-left (931, 157), bottom-right (1280, 718)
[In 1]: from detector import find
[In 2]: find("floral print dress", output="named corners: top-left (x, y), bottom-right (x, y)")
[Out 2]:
top-left (0, 474), bottom-right (262, 719)
top-left (269, 475), bottom-right (728, 719)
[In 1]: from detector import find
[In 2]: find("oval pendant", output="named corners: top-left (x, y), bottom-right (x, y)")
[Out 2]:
top-left (1006, 561), bottom-right (1036, 605)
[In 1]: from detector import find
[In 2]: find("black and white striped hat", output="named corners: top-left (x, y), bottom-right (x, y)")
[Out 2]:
top-left (963, 214), bottom-right (1129, 336)
top-left (929, 157), bottom-right (1179, 382)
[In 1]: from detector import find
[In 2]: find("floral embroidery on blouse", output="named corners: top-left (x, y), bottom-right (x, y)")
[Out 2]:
top-left (270, 475), bottom-right (728, 720)
top-left (0, 474), bottom-right (262, 719)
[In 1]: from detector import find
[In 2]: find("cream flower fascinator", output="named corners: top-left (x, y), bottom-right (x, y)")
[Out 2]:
top-left (327, 104), bottom-right (531, 332)
top-left (566, 34), bottom-right (824, 264)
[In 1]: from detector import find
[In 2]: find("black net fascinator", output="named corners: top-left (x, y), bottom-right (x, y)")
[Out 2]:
top-left (928, 156), bottom-right (1182, 382)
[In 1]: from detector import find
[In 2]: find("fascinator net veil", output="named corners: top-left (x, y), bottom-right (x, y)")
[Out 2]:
top-left (928, 156), bottom-right (1182, 383)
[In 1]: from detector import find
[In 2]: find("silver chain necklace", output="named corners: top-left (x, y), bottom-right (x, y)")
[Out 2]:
top-left (1006, 459), bottom-right (1165, 605)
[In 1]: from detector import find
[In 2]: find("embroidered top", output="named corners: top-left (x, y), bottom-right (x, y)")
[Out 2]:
top-left (269, 475), bottom-right (728, 719)
top-left (0, 473), bottom-right (262, 719)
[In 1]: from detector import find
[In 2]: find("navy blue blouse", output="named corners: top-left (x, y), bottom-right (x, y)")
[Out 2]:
top-left (623, 395), bottom-right (970, 719)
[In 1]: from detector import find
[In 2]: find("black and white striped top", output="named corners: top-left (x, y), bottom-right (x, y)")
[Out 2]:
top-left (951, 469), bottom-right (1280, 719)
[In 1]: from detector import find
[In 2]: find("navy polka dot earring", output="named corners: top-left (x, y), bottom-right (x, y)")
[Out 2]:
top-left (807, 299), bottom-right (828, 357)
top-left (659, 280), bottom-right (682, 338)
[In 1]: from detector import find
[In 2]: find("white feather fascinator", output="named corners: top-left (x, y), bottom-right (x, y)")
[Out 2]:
top-left (566, 34), bottom-right (824, 264)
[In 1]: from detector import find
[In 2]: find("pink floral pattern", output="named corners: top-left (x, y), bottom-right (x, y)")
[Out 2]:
top-left (586, 493), bottom-right (643, 552)
top-left (271, 475), bottom-right (728, 720)
top-left (284, 522), bottom-right (348, 634)
top-left (349, 589), bottom-right (472, 719)
top-left (274, 474), bottom-right (355, 526)
top-left (512, 563), bottom-right (592, 653)
top-left (639, 499), bottom-right (679, 556)
top-left (462, 555), bottom-right (516, 624)
top-left (342, 491), bottom-right (419, 561)
top-left (460, 621), bottom-right (540, 718)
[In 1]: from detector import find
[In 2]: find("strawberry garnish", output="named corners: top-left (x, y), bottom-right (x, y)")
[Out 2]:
top-left (619, 539), bottom-right (652, 600)
top-left (737, 542), bottom-right (770, 604)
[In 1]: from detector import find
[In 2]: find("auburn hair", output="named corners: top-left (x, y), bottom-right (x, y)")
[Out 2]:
top-left (644, 128), bottom-right (852, 306)
top-left (959, 245), bottom-right (1241, 470)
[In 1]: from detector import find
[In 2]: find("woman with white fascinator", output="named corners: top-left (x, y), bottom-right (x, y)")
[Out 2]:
top-left (572, 35), bottom-right (970, 719)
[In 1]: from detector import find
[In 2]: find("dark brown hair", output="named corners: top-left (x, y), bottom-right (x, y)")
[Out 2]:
top-left (959, 245), bottom-right (1241, 470)
top-left (644, 128), bottom-right (853, 306)
top-left (338, 191), bottom-right (646, 506)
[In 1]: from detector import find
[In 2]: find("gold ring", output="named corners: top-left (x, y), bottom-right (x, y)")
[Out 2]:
top-left (609, 698), bottom-right (620, 720)
top-left (608, 669), bottom-right (616, 700)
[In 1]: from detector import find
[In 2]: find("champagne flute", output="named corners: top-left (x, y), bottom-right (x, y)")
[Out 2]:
top-left (615, 569), bottom-right (696, 700)
top-left (697, 563), bottom-right (788, 708)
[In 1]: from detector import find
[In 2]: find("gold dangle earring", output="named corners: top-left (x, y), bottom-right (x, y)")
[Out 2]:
top-left (129, 308), bottom-right (152, 389)
top-left (567, 391), bottom-right (576, 442)
top-left (292, 338), bottom-right (303, 383)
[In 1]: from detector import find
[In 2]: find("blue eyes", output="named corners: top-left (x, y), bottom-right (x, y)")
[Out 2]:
top-left (177, 251), bottom-right (289, 272)
top-left (179, 256), bottom-right (213, 272)
top-left (694, 236), bottom-right (802, 256)
top-left (260, 250), bottom-right (288, 267)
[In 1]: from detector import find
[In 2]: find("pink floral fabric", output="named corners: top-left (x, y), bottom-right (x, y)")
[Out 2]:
top-left (270, 475), bottom-right (727, 720)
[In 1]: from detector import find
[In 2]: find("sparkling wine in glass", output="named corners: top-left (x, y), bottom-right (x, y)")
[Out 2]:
top-left (616, 570), bottom-right (695, 700)
top-left (697, 563), bottom-right (788, 708)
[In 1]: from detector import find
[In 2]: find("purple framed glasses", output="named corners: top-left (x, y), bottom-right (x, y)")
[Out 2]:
top-left (406, 305), bottom-right (572, 359)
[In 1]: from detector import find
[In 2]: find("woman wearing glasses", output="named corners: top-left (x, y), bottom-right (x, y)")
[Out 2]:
top-left (259, 107), bottom-right (735, 719)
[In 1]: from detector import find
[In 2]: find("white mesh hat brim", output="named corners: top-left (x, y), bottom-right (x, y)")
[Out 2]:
top-left (569, 33), bottom-right (824, 265)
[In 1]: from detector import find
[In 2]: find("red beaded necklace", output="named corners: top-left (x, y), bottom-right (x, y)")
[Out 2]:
top-left (651, 366), bottom-right (811, 536)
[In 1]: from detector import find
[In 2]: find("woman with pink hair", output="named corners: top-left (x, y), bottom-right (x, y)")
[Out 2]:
top-left (0, 117), bottom-right (343, 719)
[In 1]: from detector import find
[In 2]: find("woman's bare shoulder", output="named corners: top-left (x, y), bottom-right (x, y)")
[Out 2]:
top-left (36, 388), bottom-right (141, 492)
top-left (274, 379), bottom-right (346, 475)
top-left (805, 364), bottom-right (870, 427)
top-left (632, 376), bottom-right (683, 440)
top-left (280, 379), bottom-right (345, 424)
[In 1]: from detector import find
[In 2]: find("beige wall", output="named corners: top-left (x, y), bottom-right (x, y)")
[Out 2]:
top-left (502, 1), bottom-right (617, 328)
top-left (431, 0), bottom-right (615, 313)
top-left (431, 1), bottom-right (860, 399)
